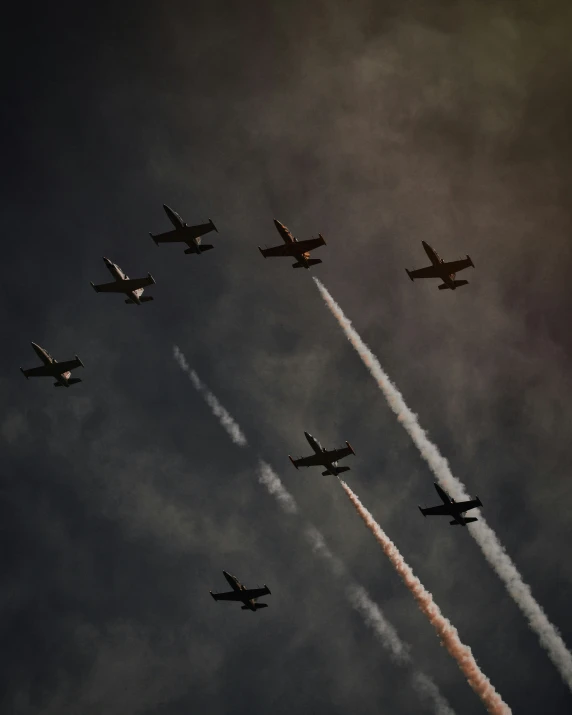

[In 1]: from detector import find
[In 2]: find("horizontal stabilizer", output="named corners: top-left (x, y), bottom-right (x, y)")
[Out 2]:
top-left (139, 296), bottom-right (154, 303)
top-left (463, 517), bottom-right (478, 524)
top-left (199, 244), bottom-right (214, 252)
top-left (253, 603), bottom-right (268, 610)
top-left (449, 520), bottom-right (460, 525)
top-left (125, 299), bottom-right (134, 304)
top-left (292, 261), bottom-right (305, 268)
top-left (306, 258), bottom-right (322, 267)
top-left (67, 378), bottom-right (82, 385)
top-left (406, 269), bottom-right (414, 281)
top-left (418, 506), bottom-right (426, 517)
top-left (54, 383), bottom-right (65, 387)
top-left (184, 247), bottom-right (198, 255)
top-left (321, 470), bottom-right (332, 476)
top-left (335, 466), bottom-right (350, 474)
top-left (438, 280), bottom-right (469, 290)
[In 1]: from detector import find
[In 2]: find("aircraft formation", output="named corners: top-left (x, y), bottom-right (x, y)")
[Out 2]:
top-left (20, 201), bottom-right (477, 612)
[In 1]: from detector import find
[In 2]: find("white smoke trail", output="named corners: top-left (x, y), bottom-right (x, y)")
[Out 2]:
top-left (173, 346), bottom-right (248, 447)
top-left (173, 352), bottom-right (456, 713)
top-left (261, 463), bottom-right (456, 715)
top-left (340, 480), bottom-right (511, 714)
top-left (314, 277), bottom-right (572, 690)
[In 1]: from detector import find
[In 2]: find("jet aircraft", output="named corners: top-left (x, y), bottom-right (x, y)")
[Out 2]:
top-left (258, 219), bottom-right (326, 269)
top-left (419, 483), bottom-right (482, 526)
top-left (150, 204), bottom-right (218, 255)
top-left (20, 343), bottom-right (84, 387)
top-left (210, 571), bottom-right (271, 611)
top-left (406, 241), bottom-right (474, 290)
top-left (90, 257), bottom-right (155, 305)
top-left (289, 431), bottom-right (355, 476)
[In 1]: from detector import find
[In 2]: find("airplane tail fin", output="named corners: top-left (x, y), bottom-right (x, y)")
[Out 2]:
top-left (438, 280), bottom-right (469, 290)
top-left (258, 246), bottom-right (267, 258)
top-left (149, 233), bottom-right (159, 246)
top-left (467, 255), bottom-right (474, 268)
top-left (209, 219), bottom-right (218, 233)
top-left (90, 282), bottom-right (101, 293)
top-left (20, 368), bottom-right (29, 380)
top-left (406, 269), bottom-right (414, 281)
top-left (418, 506), bottom-right (426, 517)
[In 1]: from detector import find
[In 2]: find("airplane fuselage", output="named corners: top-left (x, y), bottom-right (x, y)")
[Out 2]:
top-left (103, 258), bottom-right (144, 305)
top-left (164, 205), bottom-right (204, 253)
top-left (304, 431), bottom-right (342, 475)
top-left (31, 343), bottom-right (73, 386)
top-left (434, 484), bottom-right (471, 525)
top-left (422, 241), bottom-right (458, 289)
top-left (223, 571), bottom-right (257, 610)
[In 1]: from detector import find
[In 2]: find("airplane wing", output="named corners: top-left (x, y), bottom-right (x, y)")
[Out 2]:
top-left (193, 221), bottom-right (217, 236)
top-left (210, 590), bottom-right (243, 601)
top-left (295, 236), bottom-right (326, 252)
top-left (441, 257), bottom-right (473, 274)
top-left (92, 276), bottom-right (154, 293)
top-left (290, 453), bottom-right (325, 468)
top-left (407, 265), bottom-right (441, 279)
top-left (456, 498), bottom-right (481, 513)
top-left (259, 243), bottom-right (293, 258)
top-left (151, 229), bottom-right (184, 243)
top-left (327, 446), bottom-right (354, 461)
top-left (241, 586), bottom-right (270, 600)
top-left (22, 365), bottom-right (53, 378)
top-left (55, 358), bottom-right (83, 373)
top-left (420, 504), bottom-right (452, 516)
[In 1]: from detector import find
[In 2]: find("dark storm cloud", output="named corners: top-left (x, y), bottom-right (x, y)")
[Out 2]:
top-left (2, 1), bottom-right (572, 714)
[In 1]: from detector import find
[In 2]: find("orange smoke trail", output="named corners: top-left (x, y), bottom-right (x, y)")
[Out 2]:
top-left (340, 480), bottom-right (511, 715)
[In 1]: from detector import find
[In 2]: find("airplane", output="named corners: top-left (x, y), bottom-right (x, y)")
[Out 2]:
top-left (210, 571), bottom-right (271, 611)
top-left (406, 241), bottom-right (474, 290)
top-left (90, 257), bottom-right (155, 305)
top-left (20, 342), bottom-right (84, 387)
top-left (150, 204), bottom-right (218, 255)
top-left (258, 219), bottom-right (326, 269)
top-left (419, 483), bottom-right (482, 526)
top-left (289, 431), bottom-right (355, 476)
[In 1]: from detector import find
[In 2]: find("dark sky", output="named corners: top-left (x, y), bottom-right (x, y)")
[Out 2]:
top-left (2, 1), bottom-right (572, 713)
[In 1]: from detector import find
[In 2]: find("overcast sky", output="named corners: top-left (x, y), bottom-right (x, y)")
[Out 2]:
top-left (2, 1), bottom-right (572, 713)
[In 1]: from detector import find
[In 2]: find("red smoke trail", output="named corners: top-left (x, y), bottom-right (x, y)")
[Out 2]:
top-left (340, 480), bottom-right (511, 715)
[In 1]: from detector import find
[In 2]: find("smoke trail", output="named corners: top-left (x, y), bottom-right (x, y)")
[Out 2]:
top-left (261, 463), bottom-right (456, 715)
top-left (340, 480), bottom-right (511, 714)
top-left (173, 351), bottom-right (456, 713)
top-left (314, 278), bottom-right (572, 690)
top-left (173, 346), bottom-right (248, 447)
